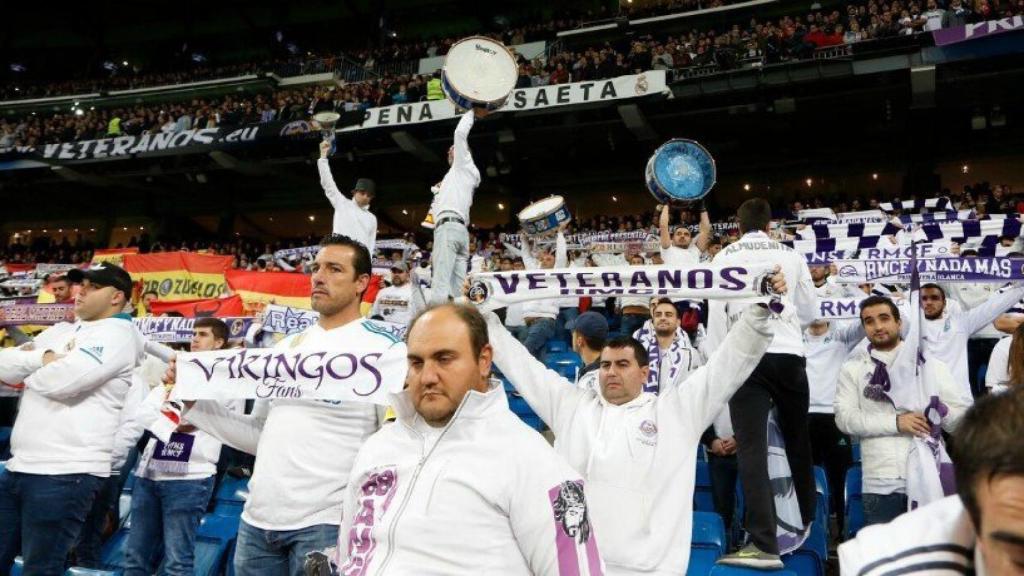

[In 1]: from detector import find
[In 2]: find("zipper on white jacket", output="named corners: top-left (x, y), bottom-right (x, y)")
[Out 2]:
top-left (374, 399), bottom-right (468, 574)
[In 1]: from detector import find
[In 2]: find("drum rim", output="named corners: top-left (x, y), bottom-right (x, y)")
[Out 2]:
top-left (312, 111), bottom-right (341, 123)
top-left (442, 36), bottom-right (518, 105)
top-left (648, 138), bottom-right (717, 199)
top-left (517, 195), bottom-right (566, 220)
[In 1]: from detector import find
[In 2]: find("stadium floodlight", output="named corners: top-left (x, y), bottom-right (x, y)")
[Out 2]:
top-left (122, 60), bottom-right (129, 66)
top-left (9, 63), bottom-right (26, 72)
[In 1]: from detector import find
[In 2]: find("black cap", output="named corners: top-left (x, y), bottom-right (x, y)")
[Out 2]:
top-left (66, 262), bottom-right (134, 300)
top-left (353, 178), bottom-right (376, 197)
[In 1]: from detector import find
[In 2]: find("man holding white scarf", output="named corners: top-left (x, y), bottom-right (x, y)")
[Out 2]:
top-left (632, 298), bottom-right (704, 394)
top-left (479, 270), bottom-right (787, 575)
top-left (167, 234), bottom-right (399, 575)
top-left (835, 295), bottom-right (969, 527)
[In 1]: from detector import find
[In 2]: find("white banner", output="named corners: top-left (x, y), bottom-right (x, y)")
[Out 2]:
top-left (834, 257), bottom-right (1024, 284)
top-left (173, 341), bottom-right (408, 402)
top-left (340, 71), bottom-right (669, 133)
top-left (467, 262), bottom-right (778, 309)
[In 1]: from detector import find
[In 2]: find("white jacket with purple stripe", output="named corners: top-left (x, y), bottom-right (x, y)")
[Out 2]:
top-left (336, 381), bottom-right (605, 576)
top-left (487, 306), bottom-right (774, 576)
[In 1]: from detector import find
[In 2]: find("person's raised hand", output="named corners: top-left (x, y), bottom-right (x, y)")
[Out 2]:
top-left (319, 140), bottom-right (331, 159)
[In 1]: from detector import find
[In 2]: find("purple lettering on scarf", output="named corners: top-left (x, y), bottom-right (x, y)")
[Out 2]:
top-left (342, 468), bottom-right (399, 576)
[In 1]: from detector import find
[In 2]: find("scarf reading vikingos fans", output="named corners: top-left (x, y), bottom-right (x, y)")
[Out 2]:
top-left (466, 262), bottom-right (780, 310)
top-left (172, 338), bottom-right (408, 404)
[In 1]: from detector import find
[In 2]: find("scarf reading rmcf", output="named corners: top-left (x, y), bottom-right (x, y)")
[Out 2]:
top-left (466, 262), bottom-right (779, 310)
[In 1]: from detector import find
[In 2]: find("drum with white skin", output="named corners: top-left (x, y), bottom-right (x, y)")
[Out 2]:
top-left (442, 36), bottom-right (518, 111)
top-left (518, 196), bottom-right (572, 236)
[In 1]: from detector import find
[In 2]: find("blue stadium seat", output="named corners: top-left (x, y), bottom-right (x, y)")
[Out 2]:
top-left (692, 511), bottom-right (726, 554)
top-left (545, 351), bottom-right (583, 381)
top-left (851, 443), bottom-right (861, 463)
top-left (783, 519), bottom-right (827, 576)
top-left (813, 465), bottom-right (830, 533)
top-left (213, 474), bottom-right (250, 516)
top-left (694, 461), bottom-right (715, 513)
top-left (545, 339), bottom-right (567, 353)
top-left (687, 546), bottom-right (721, 576)
top-left (0, 426), bottom-right (11, 458)
top-left (118, 471), bottom-right (136, 526)
top-left (10, 557), bottom-right (22, 576)
top-left (99, 527), bottom-right (131, 572)
top-left (507, 395), bottom-right (544, 431)
top-left (977, 363), bottom-right (988, 389)
top-left (709, 566), bottom-right (797, 576)
top-left (845, 464), bottom-right (864, 539)
top-left (194, 513), bottom-right (242, 576)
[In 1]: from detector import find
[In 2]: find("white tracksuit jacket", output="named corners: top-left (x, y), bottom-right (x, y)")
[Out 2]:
top-left (0, 314), bottom-right (145, 476)
top-left (336, 381), bottom-right (605, 576)
top-left (486, 305), bottom-right (774, 576)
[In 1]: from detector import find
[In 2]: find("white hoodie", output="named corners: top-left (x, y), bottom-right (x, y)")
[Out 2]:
top-left (184, 318), bottom-right (402, 531)
top-left (0, 314), bottom-right (145, 476)
top-left (336, 381), bottom-right (604, 575)
top-left (486, 306), bottom-right (774, 576)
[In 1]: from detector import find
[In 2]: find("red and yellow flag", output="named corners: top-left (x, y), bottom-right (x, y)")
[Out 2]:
top-left (149, 295), bottom-right (245, 318)
top-left (225, 269), bottom-right (312, 315)
top-left (92, 247), bottom-right (139, 267)
top-left (124, 252), bottom-right (232, 302)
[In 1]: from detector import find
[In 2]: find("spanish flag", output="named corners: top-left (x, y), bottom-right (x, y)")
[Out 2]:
top-left (124, 252), bottom-right (232, 302)
top-left (92, 247), bottom-right (139, 267)
top-left (225, 270), bottom-right (312, 315)
top-left (149, 295), bottom-right (245, 318)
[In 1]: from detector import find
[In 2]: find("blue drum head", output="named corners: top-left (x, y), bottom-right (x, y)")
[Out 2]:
top-left (648, 139), bottom-right (716, 202)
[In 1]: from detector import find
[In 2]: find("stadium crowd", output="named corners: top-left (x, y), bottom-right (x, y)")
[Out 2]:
top-left (4, 0), bottom-right (1021, 148)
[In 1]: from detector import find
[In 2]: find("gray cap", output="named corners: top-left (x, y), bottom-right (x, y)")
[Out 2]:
top-left (353, 178), bottom-right (376, 197)
top-left (571, 311), bottom-right (609, 342)
top-left (390, 261), bottom-right (409, 272)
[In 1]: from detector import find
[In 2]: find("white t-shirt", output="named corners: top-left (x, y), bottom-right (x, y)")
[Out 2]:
top-left (371, 283), bottom-right (414, 326)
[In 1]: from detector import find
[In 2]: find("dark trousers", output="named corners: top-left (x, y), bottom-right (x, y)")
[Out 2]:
top-left (808, 412), bottom-right (852, 534)
top-left (968, 338), bottom-right (999, 398)
top-left (74, 475), bottom-right (121, 567)
top-left (708, 453), bottom-right (738, 547)
top-left (862, 493), bottom-right (907, 527)
top-left (729, 353), bottom-right (816, 554)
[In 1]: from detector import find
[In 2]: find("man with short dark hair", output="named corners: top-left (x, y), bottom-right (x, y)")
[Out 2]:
top-left (633, 298), bottom-right (704, 394)
top-left (118, 318), bottom-right (241, 576)
top-left (918, 280), bottom-right (1024, 402)
top-left (318, 141), bottom-right (377, 255)
top-left (141, 290), bottom-right (159, 316)
top-left (838, 386), bottom-right (1024, 576)
top-left (334, 303), bottom-right (604, 574)
top-left (572, 311), bottom-right (608, 393)
top-left (49, 275), bottom-right (73, 304)
top-left (0, 263), bottom-right (145, 575)
top-left (709, 198), bottom-right (818, 569)
top-left (370, 261), bottom-right (416, 326)
top-left (835, 296), bottom-right (968, 527)
top-left (175, 234), bottom-right (398, 574)
top-left (481, 269), bottom-right (786, 575)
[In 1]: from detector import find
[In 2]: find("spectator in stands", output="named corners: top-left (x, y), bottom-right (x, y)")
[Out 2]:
top-left (319, 141), bottom-right (377, 255)
top-left (921, 0), bottom-right (948, 30)
top-left (335, 303), bottom-right (603, 574)
top-left (983, 322), bottom-right (1024, 394)
top-left (0, 263), bottom-right (144, 575)
top-left (634, 298), bottom-right (705, 394)
top-left (804, 315), bottom-right (866, 534)
top-left (838, 386), bottom-right (1024, 576)
top-left (835, 296), bottom-right (969, 527)
top-left (918, 281), bottom-right (1024, 402)
top-left (618, 254), bottom-right (654, 338)
top-left (118, 318), bottom-right (240, 576)
top-left (709, 198), bottom-right (817, 570)
top-left (370, 261), bottom-right (415, 325)
top-left (571, 311), bottom-right (609, 393)
top-left (518, 229), bottom-right (568, 359)
top-left (176, 234), bottom-right (390, 574)
top-left (426, 71), bottom-right (444, 101)
top-left (482, 276), bottom-right (784, 575)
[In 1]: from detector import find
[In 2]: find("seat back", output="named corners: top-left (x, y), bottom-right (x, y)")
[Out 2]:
top-left (845, 464), bottom-right (864, 539)
top-left (691, 511), bottom-right (726, 553)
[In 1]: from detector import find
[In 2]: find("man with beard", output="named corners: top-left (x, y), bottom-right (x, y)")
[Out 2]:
top-left (835, 296), bottom-right (968, 527)
top-left (333, 304), bottom-right (604, 575)
top-left (370, 261), bottom-right (415, 326)
top-left (633, 298), bottom-right (704, 394)
top-left (917, 282), bottom-right (1024, 403)
top-left (170, 234), bottom-right (402, 574)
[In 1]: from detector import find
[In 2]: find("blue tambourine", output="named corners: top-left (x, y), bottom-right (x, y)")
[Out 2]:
top-left (644, 139), bottom-right (717, 204)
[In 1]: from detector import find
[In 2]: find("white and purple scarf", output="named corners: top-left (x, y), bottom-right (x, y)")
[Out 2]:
top-left (634, 325), bottom-right (700, 394)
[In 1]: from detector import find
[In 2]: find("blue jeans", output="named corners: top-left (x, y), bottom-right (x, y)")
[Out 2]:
top-left (862, 492), bottom-right (908, 527)
top-left (233, 520), bottom-right (338, 576)
top-left (619, 313), bottom-right (648, 340)
top-left (0, 470), bottom-right (104, 576)
top-left (124, 476), bottom-right (215, 576)
top-left (521, 318), bottom-right (556, 360)
top-left (76, 474), bottom-right (121, 568)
